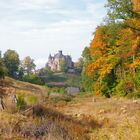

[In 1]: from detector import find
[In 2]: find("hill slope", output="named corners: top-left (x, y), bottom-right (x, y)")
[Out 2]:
top-left (0, 77), bottom-right (48, 96)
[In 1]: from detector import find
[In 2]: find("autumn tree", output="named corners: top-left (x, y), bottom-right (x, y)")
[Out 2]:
top-left (105, 0), bottom-right (140, 94)
top-left (86, 26), bottom-right (120, 97)
top-left (83, 0), bottom-right (140, 97)
top-left (22, 56), bottom-right (36, 75)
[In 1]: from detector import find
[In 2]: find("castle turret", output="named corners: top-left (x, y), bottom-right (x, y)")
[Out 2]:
top-left (48, 54), bottom-right (52, 60)
top-left (58, 50), bottom-right (62, 55)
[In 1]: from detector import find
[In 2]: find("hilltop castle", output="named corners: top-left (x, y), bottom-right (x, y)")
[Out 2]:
top-left (46, 51), bottom-right (74, 72)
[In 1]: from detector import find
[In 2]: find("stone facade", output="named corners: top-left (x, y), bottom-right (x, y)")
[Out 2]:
top-left (66, 87), bottom-right (80, 95)
top-left (46, 51), bottom-right (74, 72)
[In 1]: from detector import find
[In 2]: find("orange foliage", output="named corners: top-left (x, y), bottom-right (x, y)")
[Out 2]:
top-left (132, 0), bottom-right (140, 12)
top-left (83, 0), bottom-right (140, 94)
top-left (90, 26), bottom-right (108, 58)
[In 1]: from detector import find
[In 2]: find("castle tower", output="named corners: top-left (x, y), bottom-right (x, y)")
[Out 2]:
top-left (48, 54), bottom-right (52, 60)
top-left (58, 50), bottom-right (62, 55)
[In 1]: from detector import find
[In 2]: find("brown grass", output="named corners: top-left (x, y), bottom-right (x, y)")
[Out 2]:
top-left (0, 105), bottom-right (90, 140)
top-left (1, 78), bottom-right (140, 140)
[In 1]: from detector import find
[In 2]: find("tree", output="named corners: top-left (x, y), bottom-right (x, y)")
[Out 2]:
top-left (3, 49), bottom-right (20, 77)
top-left (38, 66), bottom-right (53, 82)
top-left (0, 59), bottom-right (7, 79)
top-left (74, 57), bottom-right (84, 73)
top-left (22, 56), bottom-right (36, 75)
top-left (18, 66), bottom-right (24, 80)
top-left (132, 0), bottom-right (140, 12)
top-left (106, 0), bottom-right (140, 31)
top-left (81, 47), bottom-right (95, 92)
top-left (80, 0), bottom-right (140, 97)
top-left (106, 0), bottom-right (134, 21)
top-left (60, 59), bottom-right (68, 73)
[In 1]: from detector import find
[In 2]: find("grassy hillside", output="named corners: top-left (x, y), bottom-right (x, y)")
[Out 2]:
top-left (0, 77), bottom-right (88, 140)
top-left (0, 77), bottom-right (48, 96)
top-left (0, 78), bottom-right (140, 140)
top-left (45, 72), bottom-right (81, 88)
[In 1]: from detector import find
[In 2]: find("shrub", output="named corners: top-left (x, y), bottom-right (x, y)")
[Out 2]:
top-left (115, 79), bottom-right (135, 97)
top-left (23, 74), bottom-right (44, 85)
top-left (27, 95), bottom-right (38, 105)
top-left (115, 80), bottom-right (126, 96)
top-left (59, 87), bottom-right (66, 94)
top-left (16, 93), bottom-right (26, 110)
top-left (51, 96), bottom-right (72, 103)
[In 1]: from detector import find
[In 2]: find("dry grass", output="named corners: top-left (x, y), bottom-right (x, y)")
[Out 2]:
top-left (1, 78), bottom-right (140, 139)
top-left (0, 105), bottom-right (89, 140)
top-left (1, 93), bottom-right (140, 140)
top-left (58, 95), bottom-right (140, 140)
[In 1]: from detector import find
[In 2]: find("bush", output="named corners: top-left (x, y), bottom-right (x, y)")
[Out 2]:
top-left (16, 93), bottom-right (26, 110)
top-left (23, 74), bottom-right (44, 85)
top-left (100, 84), bottom-right (111, 98)
top-left (27, 95), bottom-right (38, 105)
top-left (115, 79), bottom-right (135, 97)
top-left (59, 87), bottom-right (66, 94)
top-left (115, 80), bottom-right (126, 96)
top-left (49, 87), bottom-right (60, 93)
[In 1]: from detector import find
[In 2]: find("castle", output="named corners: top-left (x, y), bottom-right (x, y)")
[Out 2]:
top-left (46, 51), bottom-right (74, 72)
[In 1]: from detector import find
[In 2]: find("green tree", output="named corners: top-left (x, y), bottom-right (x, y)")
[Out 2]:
top-left (3, 49), bottom-right (20, 77)
top-left (18, 66), bottom-right (24, 80)
top-left (106, 0), bottom-right (140, 31)
top-left (0, 59), bottom-right (7, 79)
top-left (81, 47), bottom-right (95, 92)
top-left (38, 66), bottom-right (53, 82)
top-left (106, 0), bottom-right (133, 20)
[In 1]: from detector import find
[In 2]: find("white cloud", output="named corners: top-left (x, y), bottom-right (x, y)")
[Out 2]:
top-left (35, 58), bottom-right (48, 68)
top-left (0, 0), bottom-right (107, 68)
top-left (87, 3), bottom-right (106, 16)
top-left (0, 19), bottom-right (96, 68)
top-left (14, 0), bottom-right (60, 10)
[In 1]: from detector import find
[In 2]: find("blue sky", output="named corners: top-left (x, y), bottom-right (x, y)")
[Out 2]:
top-left (0, 0), bottom-right (107, 68)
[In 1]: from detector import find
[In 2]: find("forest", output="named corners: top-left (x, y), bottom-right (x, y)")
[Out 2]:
top-left (82, 0), bottom-right (140, 98)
